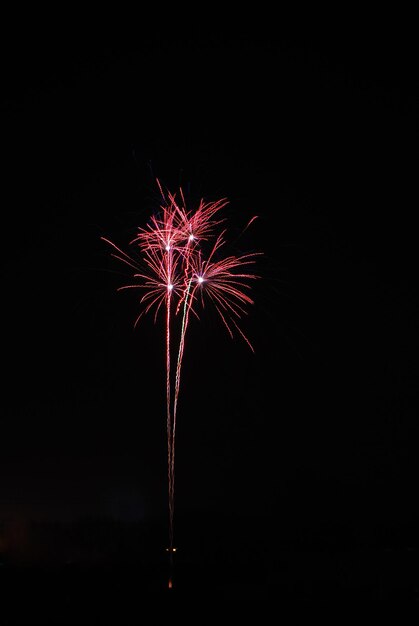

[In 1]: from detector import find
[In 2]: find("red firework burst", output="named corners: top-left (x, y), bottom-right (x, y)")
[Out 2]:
top-left (101, 179), bottom-right (261, 557)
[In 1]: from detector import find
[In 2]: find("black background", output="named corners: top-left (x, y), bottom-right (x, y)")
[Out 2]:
top-left (1, 17), bottom-right (418, 615)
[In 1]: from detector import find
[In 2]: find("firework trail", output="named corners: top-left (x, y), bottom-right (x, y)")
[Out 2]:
top-left (102, 179), bottom-right (260, 555)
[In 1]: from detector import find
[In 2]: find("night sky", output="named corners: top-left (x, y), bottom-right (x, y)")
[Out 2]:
top-left (1, 25), bottom-right (418, 565)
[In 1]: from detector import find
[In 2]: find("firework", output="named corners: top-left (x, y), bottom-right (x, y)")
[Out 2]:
top-left (102, 179), bottom-right (260, 557)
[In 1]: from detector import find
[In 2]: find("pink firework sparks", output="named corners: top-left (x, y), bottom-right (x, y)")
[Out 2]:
top-left (101, 179), bottom-right (261, 555)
